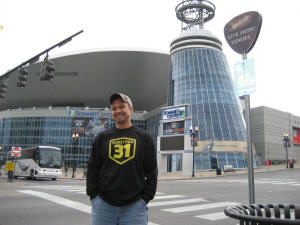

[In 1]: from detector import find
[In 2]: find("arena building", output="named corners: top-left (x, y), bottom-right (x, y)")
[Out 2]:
top-left (0, 49), bottom-right (169, 168)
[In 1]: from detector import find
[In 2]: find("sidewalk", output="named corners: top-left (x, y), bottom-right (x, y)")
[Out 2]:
top-left (59, 164), bottom-right (300, 181)
top-left (1, 164), bottom-right (299, 181)
top-left (157, 164), bottom-right (300, 181)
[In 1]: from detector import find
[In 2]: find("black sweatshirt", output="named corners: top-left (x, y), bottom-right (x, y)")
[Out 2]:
top-left (86, 126), bottom-right (158, 206)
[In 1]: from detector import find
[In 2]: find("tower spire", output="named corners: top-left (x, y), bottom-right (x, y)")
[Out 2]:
top-left (175, 0), bottom-right (215, 31)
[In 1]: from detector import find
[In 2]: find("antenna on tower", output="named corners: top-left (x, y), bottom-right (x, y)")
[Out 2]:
top-left (175, 0), bottom-right (215, 31)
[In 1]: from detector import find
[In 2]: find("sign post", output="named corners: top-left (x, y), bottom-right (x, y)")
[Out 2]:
top-left (224, 11), bottom-right (262, 204)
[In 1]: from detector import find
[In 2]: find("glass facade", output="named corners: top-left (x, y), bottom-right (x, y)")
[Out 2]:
top-left (194, 152), bottom-right (246, 170)
top-left (0, 110), bottom-right (154, 167)
top-left (165, 29), bottom-right (250, 172)
top-left (170, 48), bottom-right (246, 142)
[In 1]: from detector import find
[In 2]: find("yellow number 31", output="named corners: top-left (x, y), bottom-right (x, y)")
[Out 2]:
top-left (114, 144), bottom-right (131, 159)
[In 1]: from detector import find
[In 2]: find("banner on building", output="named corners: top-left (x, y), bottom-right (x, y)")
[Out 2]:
top-left (72, 117), bottom-right (109, 137)
top-left (293, 128), bottom-right (300, 145)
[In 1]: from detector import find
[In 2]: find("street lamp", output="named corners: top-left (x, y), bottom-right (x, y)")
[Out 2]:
top-left (190, 125), bottom-right (198, 177)
top-left (283, 133), bottom-right (290, 168)
top-left (72, 132), bottom-right (80, 178)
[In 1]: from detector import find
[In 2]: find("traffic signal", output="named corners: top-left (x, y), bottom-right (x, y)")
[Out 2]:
top-left (0, 81), bottom-right (8, 99)
top-left (17, 68), bottom-right (29, 88)
top-left (40, 60), bottom-right (55, 81)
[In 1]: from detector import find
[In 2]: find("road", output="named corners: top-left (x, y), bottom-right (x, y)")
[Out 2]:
top-left (0, 169), bottom-right (299, 225)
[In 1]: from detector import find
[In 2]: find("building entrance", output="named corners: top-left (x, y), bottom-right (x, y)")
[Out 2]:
top-left (167, 154), bottom-right (182, 172)
top-left (210, 157), bottom-right (218, 169)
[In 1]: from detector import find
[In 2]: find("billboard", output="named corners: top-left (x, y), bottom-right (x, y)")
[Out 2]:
top-left (163, 120), bottom-right (185, 136)
top-left (293, 128), bottom-right (300, 145)
top-left (162, 106), bottom-right (186, 120)
top-left (224, 11), bottom-right (262, 55)
top-left (72, 117), bottom-right (109, 137)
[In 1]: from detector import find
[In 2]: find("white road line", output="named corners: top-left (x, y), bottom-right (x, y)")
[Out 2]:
top-left (21, 185), bottom-right (84, 190)
top-left (154, 195), bottom-right (184, 200)
top-left (18, 190), bottom-right (161, 225)
top-left (149, 198), bottom-right (208, 207)
top-left (163, 202), bottom-right (238, 213)
top-left (195, 212), bottom-right (228, 220)
top-left (18, 190), bottom-right (91, 214)
top-left (156, 192), bottom-right (165, 195)
top-left (279, 182), bottom-right (298, 184)
top-left (68, 189), bottom-right (85, 192)
top-left (181, 179), bottom-right (300, 186)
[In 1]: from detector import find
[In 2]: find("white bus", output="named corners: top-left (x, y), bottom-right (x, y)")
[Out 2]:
top-left (14, 146), bottom-right (63, 180)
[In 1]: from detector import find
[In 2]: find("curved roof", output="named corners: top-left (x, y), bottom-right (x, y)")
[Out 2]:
top-left (0, 50), bottom-right (170, 112)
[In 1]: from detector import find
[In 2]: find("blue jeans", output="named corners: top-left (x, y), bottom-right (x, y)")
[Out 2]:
top-left (91, 196), bottom-right (148, 225)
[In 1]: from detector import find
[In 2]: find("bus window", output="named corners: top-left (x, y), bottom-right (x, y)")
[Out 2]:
top-left (39, 149), bottom-right (62, 169)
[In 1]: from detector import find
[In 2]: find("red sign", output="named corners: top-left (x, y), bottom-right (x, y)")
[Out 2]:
top-left (224, 11), bottom-right (262, 55)
top-left (11, 146), bottom-right (22, 157)
top-left (293, 128), bottom-right (300, 145)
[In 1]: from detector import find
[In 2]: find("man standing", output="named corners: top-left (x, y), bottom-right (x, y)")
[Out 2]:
top-left (87, 93), bottom-right (157, 225)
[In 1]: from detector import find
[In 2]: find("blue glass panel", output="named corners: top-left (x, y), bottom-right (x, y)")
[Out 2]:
top-left (227, 153), bottom-right (238, 168)
top-left (235, 153), bottom-right (246, 168)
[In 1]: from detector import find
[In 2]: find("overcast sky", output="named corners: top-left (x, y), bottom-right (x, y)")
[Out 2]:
top-left (1, 0), bottom-right (299, 116)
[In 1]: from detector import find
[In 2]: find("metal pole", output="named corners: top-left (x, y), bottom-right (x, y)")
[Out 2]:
top-left (243, 53), bottom-right (255, 204)
top-left (286, 142), bottom-right (289, 168)
top-left (192, 140), bottom-right (195, 177)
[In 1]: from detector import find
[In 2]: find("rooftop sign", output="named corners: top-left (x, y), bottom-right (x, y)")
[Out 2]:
top-left (224, 11), bottom-right (262, 55)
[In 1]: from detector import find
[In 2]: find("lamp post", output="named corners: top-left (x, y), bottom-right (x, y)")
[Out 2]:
top-left (283, 133), bottom-right (290, 168)
top-left (190, 125), bottom-right (198, 177)
top-left (72, 132), bottom-right (79, 178)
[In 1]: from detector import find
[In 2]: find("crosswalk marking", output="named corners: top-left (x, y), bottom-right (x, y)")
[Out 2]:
top-left (195, 212), bottom-right (227, 220)
top-left (68, 189), bottom-right (85, 192)
top-left (18, 190), bottom-right (91, 213)
top-left (18, 190), bottom-right (161, 225)
top-left (149, 198), bottom-right (208, 207)
top-left (163, 201), bottom-right (238, 213)
top-left (20, 185), bottom-right (84, 190)
top-left (154, 195), bottom-right (183, 200)
top-left (18, 185), bottom-right (240, 223)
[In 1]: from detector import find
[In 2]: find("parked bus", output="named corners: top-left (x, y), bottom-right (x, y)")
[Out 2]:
top-left (14, 146), bottom-right (63, 180)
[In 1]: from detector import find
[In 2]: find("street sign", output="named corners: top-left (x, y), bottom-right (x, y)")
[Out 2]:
top-left (5, 161), bottom-right (14, 171)
top-left (233, 58), bottom-right (256, 97)
top-left (224, 11), bottom-right (262, 55)
top-left (11, 146), bottom-right (22, 157)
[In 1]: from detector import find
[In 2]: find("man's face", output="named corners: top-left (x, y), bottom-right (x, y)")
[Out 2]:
top-left (111, 98), bottom-right (133, 126)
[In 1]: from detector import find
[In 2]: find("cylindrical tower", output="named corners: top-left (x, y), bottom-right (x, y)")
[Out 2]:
top-left (169, 0), bottom-right (246, 150)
